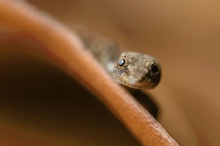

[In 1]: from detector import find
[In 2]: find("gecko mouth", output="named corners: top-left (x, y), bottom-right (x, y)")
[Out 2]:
top-left (120, 75), bottom-right (151, 89)
top-left (124, 83), bottom-right (148, 89)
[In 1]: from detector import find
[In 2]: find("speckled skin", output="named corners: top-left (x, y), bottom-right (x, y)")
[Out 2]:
top-left (114, 52), bottom-right (161, 89)
top-left (76, 30), bottom-right (161, 89)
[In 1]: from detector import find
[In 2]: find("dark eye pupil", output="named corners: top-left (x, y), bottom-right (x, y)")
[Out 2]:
top-left (151, 64), bottom-right (159, 73)
top-left (118, 59), bottom-right (125, 66)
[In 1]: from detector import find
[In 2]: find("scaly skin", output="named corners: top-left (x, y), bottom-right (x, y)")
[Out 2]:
top-left (114, 52), bottom-right (161, 89)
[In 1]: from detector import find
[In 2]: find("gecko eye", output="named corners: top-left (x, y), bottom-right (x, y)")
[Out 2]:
top-left (151, 64), bottom-right (159, 74)
top-left (118, 59), bottom-right (125, 66)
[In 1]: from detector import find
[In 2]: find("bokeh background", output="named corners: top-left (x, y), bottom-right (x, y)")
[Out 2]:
top-left (1, 0), bottom-right (220, 145)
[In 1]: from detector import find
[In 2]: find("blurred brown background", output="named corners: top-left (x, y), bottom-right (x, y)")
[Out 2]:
top-left (1, 0), bottom-right (220, 145)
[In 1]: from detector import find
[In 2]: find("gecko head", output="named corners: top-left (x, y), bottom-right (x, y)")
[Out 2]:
top-left (113, 52), bottom-right (161, 89)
